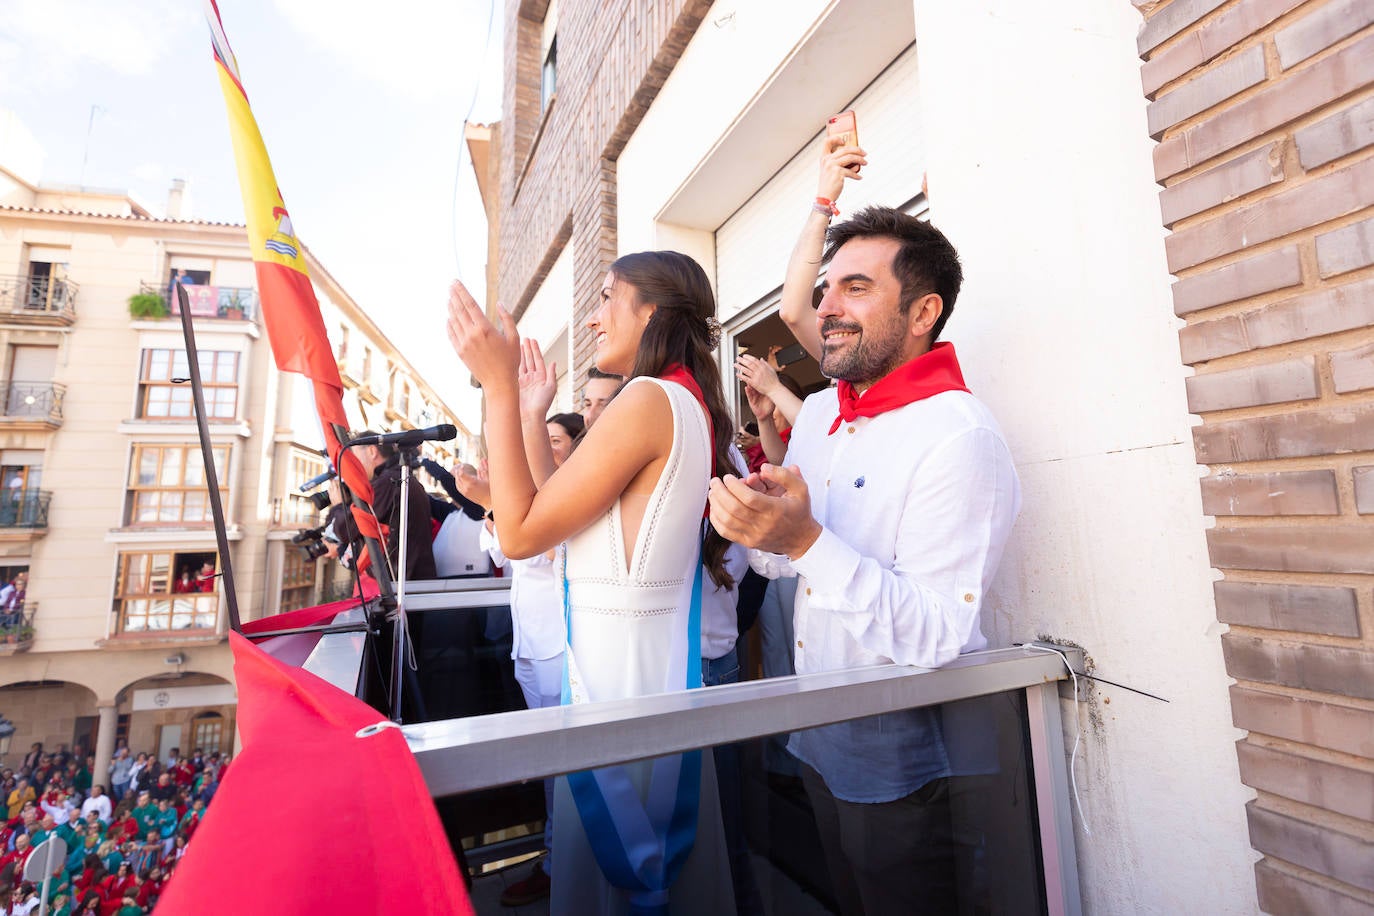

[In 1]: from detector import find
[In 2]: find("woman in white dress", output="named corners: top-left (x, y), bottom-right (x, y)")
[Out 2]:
top-left (446, 251), bottom-right (737, 915)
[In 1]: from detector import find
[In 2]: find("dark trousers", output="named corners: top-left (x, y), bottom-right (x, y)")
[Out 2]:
top-left (801, 764), bottom-right (957, 916)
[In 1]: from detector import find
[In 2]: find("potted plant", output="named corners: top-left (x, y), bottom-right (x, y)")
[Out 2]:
top-left (128, 291), bottom-right (169, 319)
top-left (17, 626), bottom-right (33, 643)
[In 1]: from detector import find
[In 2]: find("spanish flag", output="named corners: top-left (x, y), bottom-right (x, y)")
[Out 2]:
top-left (203, 0), bottom-right (377, 542)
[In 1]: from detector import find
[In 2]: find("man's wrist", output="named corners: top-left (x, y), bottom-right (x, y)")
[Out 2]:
top-left (783, 519), bottom-right (823, 561)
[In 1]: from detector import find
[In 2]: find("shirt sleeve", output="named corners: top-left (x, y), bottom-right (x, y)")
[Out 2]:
top-left (748, 549), bottom-right (797, 580)
top-left (789, 426), bottom-right (1018, 669)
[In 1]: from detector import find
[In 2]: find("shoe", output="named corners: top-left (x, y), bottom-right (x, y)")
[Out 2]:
top-left (500, 864), bottom-right (551, 907)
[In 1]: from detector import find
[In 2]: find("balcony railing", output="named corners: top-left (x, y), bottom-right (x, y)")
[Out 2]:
top-left (139, 281), bottom-right (258, 321)
top-left (0, 490), bottom-right (51, 528)
top-left (0, 274), bottom-right (78, 320)
top-left (0, 601), bottom-right (35, 653)
top-left (2, 382), bottom-right (65, 422)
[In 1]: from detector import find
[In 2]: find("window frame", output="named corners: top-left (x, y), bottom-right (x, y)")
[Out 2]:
top-left (114, 549), bottom-right (220, 635)
top-left (126, 443), bottom-right (230, 527)
top-left (137, 348), bottom-right (240, 420)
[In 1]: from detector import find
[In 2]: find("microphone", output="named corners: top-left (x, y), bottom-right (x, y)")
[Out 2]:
top-left (345, 424), bottom-right (458, 449)
top-left (297, 468), bottom-right (337, 493)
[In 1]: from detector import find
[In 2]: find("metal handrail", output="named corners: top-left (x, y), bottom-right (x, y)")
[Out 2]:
top-left (2, 382), bottom-right (65, 421)
top-left (404, 644), bottom-right (1081, 796)
top-left (0, 490), bottom-right (51, 528)
top-left (0, 275), bottom-right (78, 316)
top-left (138, 280), bottom-right (259, 321)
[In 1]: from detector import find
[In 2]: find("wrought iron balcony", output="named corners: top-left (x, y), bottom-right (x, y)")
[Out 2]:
top-left (0, 601), bottom-right (35, 654)
top-left (2, 382), bottom-right (65, 424)
top-left (0, 490), bottom-right (51, 529)
top-left (0, 275), bottom-right (78, 324)
top-left (138, 281), bottom-right (259, 321)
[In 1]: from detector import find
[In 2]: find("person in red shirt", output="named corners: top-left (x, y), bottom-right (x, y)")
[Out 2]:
top-left (0, 833), bottom-right (32, 875)
top-left (136, 865), bottom-right (165, 909)
top-left (194, 561), bottom-right (218, 593)
top-left (171, 757), bottom-right (194, 789)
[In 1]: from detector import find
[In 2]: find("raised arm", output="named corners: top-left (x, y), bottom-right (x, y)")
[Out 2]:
top-left (517, 338), bottom-right (560, 487)
top-left (779, 135), bottom-right (867, 362)
top-left (446, 280), bottom-right (671, 559)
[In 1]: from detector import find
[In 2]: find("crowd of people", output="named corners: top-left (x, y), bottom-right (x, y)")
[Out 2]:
top-left (1, 742), bottom-right (224, 915)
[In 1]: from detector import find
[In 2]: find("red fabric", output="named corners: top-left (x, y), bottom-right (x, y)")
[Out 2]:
top-left (828, 342), bottom-right (969, 434)
top-left (155, 633), bottom-right (472, 915)
top-left (239, 583), bottom-right (378, 635)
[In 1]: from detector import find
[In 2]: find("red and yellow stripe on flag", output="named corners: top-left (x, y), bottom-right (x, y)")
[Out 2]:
top-left (204, 0), bottom-right (378, 542)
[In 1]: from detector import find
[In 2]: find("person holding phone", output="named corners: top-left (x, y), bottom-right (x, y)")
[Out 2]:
top-left (708, 197), bottom-right (1021, 914)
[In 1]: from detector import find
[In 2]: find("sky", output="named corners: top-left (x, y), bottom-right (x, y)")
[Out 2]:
top-left (0, 0), bottom-right (502, 429)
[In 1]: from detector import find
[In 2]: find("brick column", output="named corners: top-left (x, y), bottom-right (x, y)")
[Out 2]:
top-left (1135, 2), bottom-right (1374, 912)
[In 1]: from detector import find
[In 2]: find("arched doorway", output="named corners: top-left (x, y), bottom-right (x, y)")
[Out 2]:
top-left (117, 672), bottom-right (236, 767)
top-left (0, 679), bottom-right (100, 773)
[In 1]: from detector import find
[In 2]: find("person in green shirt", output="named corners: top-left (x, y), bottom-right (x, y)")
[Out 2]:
top-left (72, 758), bottom-right (92, 797)
top-left (154, 800), bottom-right (178, 855)
top-left (114, 891), bottom-right (143, 916)
top-left (130, 793), bottom-right (158, 839)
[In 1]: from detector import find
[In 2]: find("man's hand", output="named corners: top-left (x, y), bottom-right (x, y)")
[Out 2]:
top-left (454, 463), bottom-right (492, 510)
top-left (741, 383), bottom-right (775, 425)
top-left (708, 463), bottom-right (821, 559)
top-left (517, 338), bottom-right (558, 420)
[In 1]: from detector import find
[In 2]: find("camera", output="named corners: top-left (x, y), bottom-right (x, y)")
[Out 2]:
top-left (291, 526), bottom-right (330, 561)
top-left (305, 489), bottom-right (333, 512)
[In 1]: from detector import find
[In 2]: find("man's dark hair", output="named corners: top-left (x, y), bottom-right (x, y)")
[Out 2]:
top-left (823, 206), bottom-right (964, 341)
top-left (586, 367), bottom-right (622, 382)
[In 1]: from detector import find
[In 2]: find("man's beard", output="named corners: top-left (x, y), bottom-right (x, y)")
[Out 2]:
top-left (819, 314), bottom-right (908, 385)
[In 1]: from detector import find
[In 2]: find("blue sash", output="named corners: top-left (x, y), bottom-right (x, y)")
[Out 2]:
top-left (561, 547), bottom-right (704, 916)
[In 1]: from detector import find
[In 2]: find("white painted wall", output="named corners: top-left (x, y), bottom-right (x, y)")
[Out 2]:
top-left (912, 1), bottom-right (1255, 912)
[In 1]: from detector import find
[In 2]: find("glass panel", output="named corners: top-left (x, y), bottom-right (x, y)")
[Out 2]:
top-left (145, 388), bottom-right (170, 417)
top-left (148, 554), bottom-right (171, 593)
top-left (170, 387), bottom-right (193, 417)
top-left (184, 453), bottom-right (205, 486)
top-left (136, 449), bottom-right (159, 485)
top-left (122, 556), bottom-right (148, 594)
top-left (147, 599), bottom-right (171, 630)
top-left (159, 448), bottom-right (183, 486)
top-left (158, 492), bottom-right (183, 522)
top-left (431, 680), bottom-right (1047, 915)
top-left (171, 350), bottom-right (190, 379)
top-left (216, 353), bottom-right (238, 384)
top-left (214, 447), bottom-right (229, 478)
top-left (134, 493), bottom-right (159, 522)
top-left (184, 491), bottom-right (207, 521)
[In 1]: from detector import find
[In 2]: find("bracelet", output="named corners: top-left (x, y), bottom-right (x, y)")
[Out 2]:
top-left (814, 196), bottom-right (840, 217)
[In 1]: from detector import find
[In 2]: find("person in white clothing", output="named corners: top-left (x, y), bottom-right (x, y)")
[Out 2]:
top-left (708, 191), bottom-right (1021, 916)
top-left (447, 251), bottom-right (738, 915)
top-left (79, 784), bottom-right (112, 824)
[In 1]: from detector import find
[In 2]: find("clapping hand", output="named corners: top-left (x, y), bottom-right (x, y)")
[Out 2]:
top-left (735, 353), bottom-right (782, 400)
top-left (446, 279), bottom-right (519, 391)
top-left (517, 338), bottom-right (558, 420)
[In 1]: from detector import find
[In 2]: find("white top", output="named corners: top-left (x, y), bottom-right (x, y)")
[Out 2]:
top-left (481, 525), bottom-right (564, 661)
top-left (433, 511), bottom-right (491, 577)
top-left (563, 377), bottom-right (710, 702)
top-left (80, 794), bottom-right (112, 823)
top-left (751, 386), bottom-right (1021, 673)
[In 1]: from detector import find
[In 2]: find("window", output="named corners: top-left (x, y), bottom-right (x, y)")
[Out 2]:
top-left (362, 348), bottom-right (373, 387)
top-left (115, 549), bottom-right (219, 633)
top-left (540, 0), bottom-right (558, 113)
top-left (191, 712), bottom-right (224, 755)
top-left (138, 349), bottom-right (239, 419)
top-left (127, 444), bottom-right (229, 525)
top-left (282, 449), bottom-right (327, 527)
top-left (25, 254), bottom-right (72, 312)
top-left (280, 546), bottom-right (317, 612)
top-left (337, 325), bottom-right (350, 362)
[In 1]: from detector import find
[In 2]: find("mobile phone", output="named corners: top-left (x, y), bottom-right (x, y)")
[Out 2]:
top-left (773, 343), bottom-right (808, 368)
top-left (827, 110), bottom-right (858, 149)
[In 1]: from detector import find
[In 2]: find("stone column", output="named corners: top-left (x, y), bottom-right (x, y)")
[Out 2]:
top-left (93, 703), bottom-right (117, 791)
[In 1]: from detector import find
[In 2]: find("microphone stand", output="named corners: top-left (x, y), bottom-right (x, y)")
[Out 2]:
top-left (389, 445), bottom-right (420, 723)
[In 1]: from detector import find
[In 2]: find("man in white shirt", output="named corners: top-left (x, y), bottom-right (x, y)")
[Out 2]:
top-left (79, 784), bottom-right (112, 824)
top-left (708, 206), bottom-right (1020, 916)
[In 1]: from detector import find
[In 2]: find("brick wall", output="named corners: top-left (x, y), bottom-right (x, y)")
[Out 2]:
top-left (496, 0), bottom-right (712, 381)
top-left (1137, 1), bottom-right (1374, 911)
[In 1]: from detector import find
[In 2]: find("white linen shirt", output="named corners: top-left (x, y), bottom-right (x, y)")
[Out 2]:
top-left (750, 386), bottom-right (1021, 675)
top-left (481, 525), bottom-right (564, 662)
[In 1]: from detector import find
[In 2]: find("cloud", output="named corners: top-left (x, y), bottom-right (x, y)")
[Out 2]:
top-left (0, 0), bottom-right (197, 90)
top-left (269, 0), bottom-right (498, 103)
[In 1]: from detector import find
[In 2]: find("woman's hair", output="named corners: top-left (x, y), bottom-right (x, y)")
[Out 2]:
top-left (612, 250), bottom-right (736, 589)
top-left (546, 412), bottom-right (586, 441)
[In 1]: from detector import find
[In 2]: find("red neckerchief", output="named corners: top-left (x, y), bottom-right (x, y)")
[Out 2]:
top-left (828, 341), bottom-right (969, 434)
top-left (660, 364), bottom-right (716, 517)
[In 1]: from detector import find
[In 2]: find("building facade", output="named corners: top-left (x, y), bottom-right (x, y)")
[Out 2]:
top-left (0, 141), bottom-right (473, 785)
top-left (484, 0), bottom-right (1374, 912)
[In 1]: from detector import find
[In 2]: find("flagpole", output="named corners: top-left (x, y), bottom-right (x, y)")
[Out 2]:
top-left (176, 284), bottom-right (242, 633)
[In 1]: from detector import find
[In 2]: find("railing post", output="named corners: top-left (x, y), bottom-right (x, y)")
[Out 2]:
top-left (1025, 681), bottom-right (1084, 916)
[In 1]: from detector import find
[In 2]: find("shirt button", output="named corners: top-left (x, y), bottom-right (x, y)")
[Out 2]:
top-left (796, 640), bottom-right (803, 648)
top-left (847, 426), bottom-right (856, 434)
top-left (963, 592), bottom-right (975, 603)
top-left (805, 587), bottom-right (812, 596)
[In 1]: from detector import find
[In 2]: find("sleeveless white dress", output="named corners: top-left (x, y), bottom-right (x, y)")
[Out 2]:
top-left (550, 376), bottom-right (735, 915)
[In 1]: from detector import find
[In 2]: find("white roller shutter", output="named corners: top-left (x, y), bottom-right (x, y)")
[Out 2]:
top-left (716, 44), bottom-right (923, 322)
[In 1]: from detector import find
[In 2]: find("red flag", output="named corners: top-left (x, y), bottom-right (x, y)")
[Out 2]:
top-left (155, 634), bottom-right (474, 915)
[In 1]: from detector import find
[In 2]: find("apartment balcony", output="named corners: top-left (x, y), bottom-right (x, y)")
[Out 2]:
top-left (0, 275), bottom-right (78, 326)
top-left (0, 602), bottom-right (35, 655)
top-left (0, 491), bottom-right (51, 541)
top-left (137, 281), bottom-right (259, 322)
top-left (0, 382), bottom-right (65, 431)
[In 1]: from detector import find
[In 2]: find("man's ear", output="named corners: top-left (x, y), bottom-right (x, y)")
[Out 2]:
top-left (908, 293), bottom-right (944, 339)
